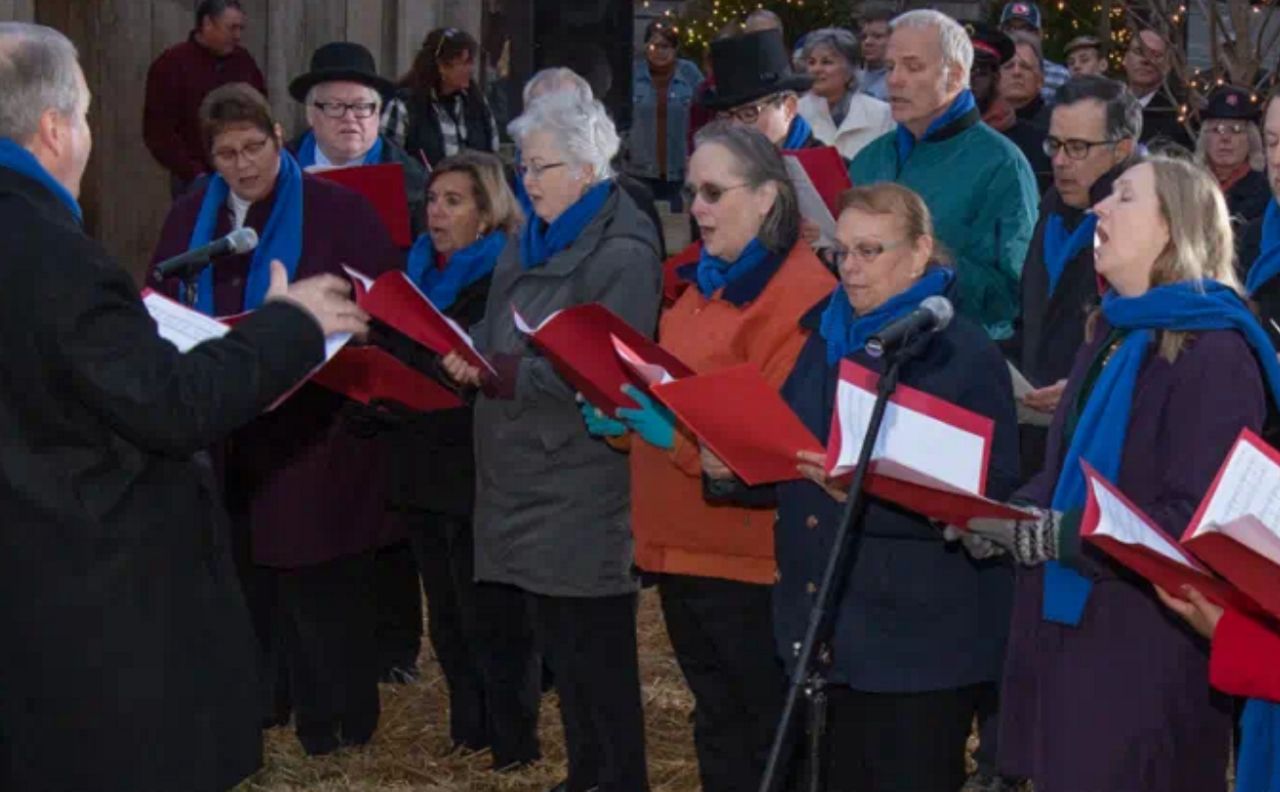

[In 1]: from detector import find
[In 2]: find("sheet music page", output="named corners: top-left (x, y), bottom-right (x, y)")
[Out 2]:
top-left (611, 335), bottom-right (675, 386)
top-left (1007, 361), bottom-right (1052, 427)
top-left (1088, 477), bottom-right (1201, 570)
top-left (830, 378), bottom-right (987, 493)
top-left (323, 333), bottom-right (352, 362)
top-left (1191, 439), bottom-right (1280, 540)
top-left (340, 264), bottom-right (375, 293)
top-left (783, 157), bottom-right (837, 249)
top-left (144, 291), bottom-right (230, 353)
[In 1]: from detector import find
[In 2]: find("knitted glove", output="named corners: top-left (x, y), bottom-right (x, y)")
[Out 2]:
top-left (969, 508), bottom-right (1062, 567)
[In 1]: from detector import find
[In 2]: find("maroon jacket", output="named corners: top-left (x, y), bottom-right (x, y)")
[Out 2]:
top-left (143, 34), bottom-right (266, 182)
top-left (150, 173), bottom-right (403, 568)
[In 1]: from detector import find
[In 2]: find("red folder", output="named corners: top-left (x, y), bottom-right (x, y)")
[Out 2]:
top-left (1180, 430), bottom-right (1280, 619)
top-left (783, 146), bottom-right (852, 217)
top-left (863, 460), bottom-right (1035, 526)
top-left (1080, 461), bottom-right (1265, 617)
top-left (649, 364), bottom-right (824, 486)
top-left (611, 334), bottom-right (696, 394)
top-left (344, 266), bottom-right (494, 376)
top-left (311, 346), bottom-right (462, 412)
top-left (312, 163), bottom-right (413, 247)
top-left (513, 303), bottom-right (667, 416)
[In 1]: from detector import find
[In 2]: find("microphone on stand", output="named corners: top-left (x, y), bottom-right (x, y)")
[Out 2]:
top-left (865, 295), bottom-right (954, 358)
top-left (152, 227), bottom-right (259, 282)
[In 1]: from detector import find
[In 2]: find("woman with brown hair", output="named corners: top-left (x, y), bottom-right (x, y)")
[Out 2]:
top-left (382, 27), bottom-right (499, 168)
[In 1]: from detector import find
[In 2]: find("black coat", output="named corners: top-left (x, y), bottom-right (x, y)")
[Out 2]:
top-left (1240, 215), bottom-right (1280, 350)
top-left (1141, 89), bottom-right (1194, 151)
top-left (1003, 119), bottom-right (1052, 195)
top-left (0, 166), bottom-right (323, 790)
top-left (772, 296), bottom-right (1019, 691)
top-left (402, 85), bottom-right (498, 167)
top-left (379, 274), bottom-right (492, 516)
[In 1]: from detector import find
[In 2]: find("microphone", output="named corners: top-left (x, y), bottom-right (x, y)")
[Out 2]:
top-left (865, 295), bottom-right (954, 358)
top-left (152, 227), bottom-right (258, 282)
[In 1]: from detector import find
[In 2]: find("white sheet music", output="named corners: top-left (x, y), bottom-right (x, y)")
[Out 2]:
top-left (829, 377), bottom-right (987, 493)
top-left (1192, 440), bottom-right (1280, 536)
top-left (144, 291), bottom-right (230, 352)
top-left (612, 335), bottom-right (675, 386)
top-left (1189, 438), bottom-right (1280, 563)
top-left (783, 157), bottom-right (837, 249)
top-left (1088, 477), bottom-right (1201, 570)
top-left (1008, 361), bottom-right (1052, 427)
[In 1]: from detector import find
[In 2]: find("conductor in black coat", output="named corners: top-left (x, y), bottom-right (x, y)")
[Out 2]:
top-left (0, 23), bottom-right (368, 792)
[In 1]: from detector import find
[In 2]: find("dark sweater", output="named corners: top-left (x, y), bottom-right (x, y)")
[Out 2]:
top-left (143, 34), bottom-right (266, 181)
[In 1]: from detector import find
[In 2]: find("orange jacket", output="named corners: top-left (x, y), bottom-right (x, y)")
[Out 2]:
top-left (630, 243), bottom-right (836, 584)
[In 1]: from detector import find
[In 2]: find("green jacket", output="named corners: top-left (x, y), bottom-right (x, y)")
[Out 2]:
top-left (849, 109), bottom-right (1038, 339)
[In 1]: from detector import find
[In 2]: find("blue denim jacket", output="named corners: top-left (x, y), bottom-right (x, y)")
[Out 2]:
top-left (627, 58), bottom-right (703, 181)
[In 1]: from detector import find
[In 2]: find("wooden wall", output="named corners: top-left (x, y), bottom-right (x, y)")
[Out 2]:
top-left (0, 0), bottom-right (480, 280)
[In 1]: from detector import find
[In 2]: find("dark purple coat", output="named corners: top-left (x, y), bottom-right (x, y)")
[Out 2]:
top-left (998, 323), bottom-right (1267, 792)
top-left (150, 174), bottom-right (403, 568)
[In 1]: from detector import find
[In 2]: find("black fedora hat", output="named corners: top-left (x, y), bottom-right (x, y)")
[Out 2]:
top-left (289, 41), bottom-right (396, 103)
top-left (703, 30), bottom-right (813, 111)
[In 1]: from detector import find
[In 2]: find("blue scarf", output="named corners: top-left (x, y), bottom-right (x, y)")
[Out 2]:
top-left (294, 130), bottom-right (384, 169)
top-left (782, 115), bottom-right (814, 151)
top-left (185, 150), bottom-right (305, 315)
top-left (0, 137), bottom-right (82, 223)
top-left (1238, 698), bottom-right (1280, 792)
top-left (819, 267), bottom-right (954, 364)
top-left (1246, 198), bottom-right (1280, 295)
top-left (519, 180), bottom-right (612, 270)
top-left (1042, 212), bottom-right (1098, 296)
top-left (406, 229), bottom-right (506, 311)
top-left (894, 89), bottom-right (977, 164)
top-left (1042, 280), bottom-right (1280, 625)
top-left (695, 237), bottom-right (773, 298)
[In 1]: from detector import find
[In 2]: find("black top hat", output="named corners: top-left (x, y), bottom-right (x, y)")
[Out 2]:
top-left (703, 30), bottom-right (813, 111)
top-left (963, 20), bottom-right (1015, 66)
top-left (1203, 85), bottom-right (1260, 121)
top-left (289, 41), bottom-right (396, 103)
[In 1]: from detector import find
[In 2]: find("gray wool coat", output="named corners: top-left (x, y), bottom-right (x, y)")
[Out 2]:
top-left (471, 183), bottom-right (663, 597)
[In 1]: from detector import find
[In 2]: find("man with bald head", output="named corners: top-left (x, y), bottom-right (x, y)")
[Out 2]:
top-left (0, 21), bottom-right (365, 792)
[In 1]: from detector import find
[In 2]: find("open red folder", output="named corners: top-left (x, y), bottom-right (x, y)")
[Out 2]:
top-left (143, 288), bottom-right (457, 413)
top-left (1080, 459), bottom-right (1269, 619)
top-left (311, 346), bottom-right (462, 412)
top-left (824, 360), bottom-right (1033, 525)
top-left (1179, 429), bottom-right (1280, 618)
top-left (312, 163), bottom-right (413, 247)
top-left (649, 364), bottom-right (824, 486)
top-left (611, 334), bottom-right (696, 393)
top-left (1080, 461), bottom-right (1257, 610)
top-left (782, 146), bottom-right (851, 218)
top-left (343, 266), bottom-right (494, 376)
top-left (513, 303), bottom-right (669, 416)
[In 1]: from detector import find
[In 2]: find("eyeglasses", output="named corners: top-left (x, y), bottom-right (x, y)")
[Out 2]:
top-left (1043, 136), bottom-right (1115, 159)
top-left (211, 136), bottom-right (272, 166)
top-left (681, 182), bottom-right (750, 206)
top-left (716, 94), bottom-right (783, 124)
top-left (1206, 122), bottom-right (1247, 136)
top-left (517, 161), bottom-right (567, 180)
top-left (312, 101), bottom-right (379, 120)
top-left (820, 239), bottom-right (908, 269)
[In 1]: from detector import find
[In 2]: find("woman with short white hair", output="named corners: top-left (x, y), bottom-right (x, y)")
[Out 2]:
top-left (442, 92), bottom-right (662, 792)
top-left (797, 27), bottom-right (893, 160)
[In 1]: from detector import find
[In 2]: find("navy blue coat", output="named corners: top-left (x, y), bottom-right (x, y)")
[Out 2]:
top-left (772, 295), bottom-right (1020, 692)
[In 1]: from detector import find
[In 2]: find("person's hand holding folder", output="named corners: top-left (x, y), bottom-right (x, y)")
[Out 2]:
top-left (1155, 584), bottom-right (1224, 639)
top-left (616, 384), bottom-right (676, 450)
top-left (441, 350), bottom-right (484, 388)
top-left (796, 449), bottom-right (849, 503)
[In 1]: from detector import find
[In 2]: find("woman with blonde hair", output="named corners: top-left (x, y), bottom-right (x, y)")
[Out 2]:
top-left (965, 155), bottom-right (1280, 791)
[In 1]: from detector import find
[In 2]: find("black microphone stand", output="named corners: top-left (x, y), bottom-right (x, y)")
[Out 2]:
top-left (758, 335), bottom-right (925, 792)
top-left (169, 259), bottom-right (213, 309)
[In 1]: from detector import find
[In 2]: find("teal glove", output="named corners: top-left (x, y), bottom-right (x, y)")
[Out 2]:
top-left (580, 400), bottom-right (626, 437)
top-left (616, 384), bottom-right (676, 450)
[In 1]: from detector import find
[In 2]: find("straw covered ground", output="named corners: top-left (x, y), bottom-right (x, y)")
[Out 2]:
top-left (236, 589), bottom-right (703, 792)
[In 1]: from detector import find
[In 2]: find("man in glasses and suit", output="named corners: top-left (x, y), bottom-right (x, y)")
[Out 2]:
top-left (288, 42), bottom-right (427, 241)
